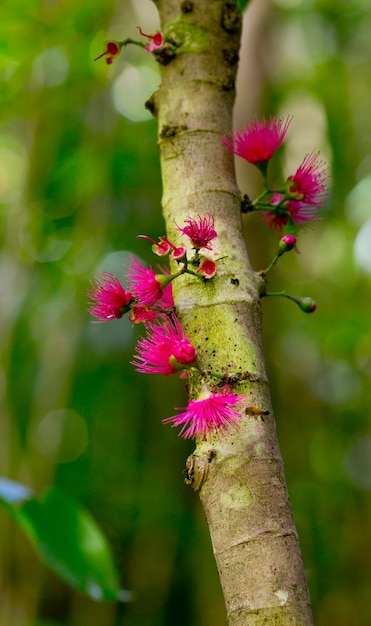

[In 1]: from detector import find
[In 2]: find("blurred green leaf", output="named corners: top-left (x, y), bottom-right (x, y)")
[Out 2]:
top-left (0, 480), bottom-right (126, 602)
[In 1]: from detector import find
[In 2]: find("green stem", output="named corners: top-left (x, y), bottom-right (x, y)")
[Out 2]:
top-left (119, 38), bottom-right (146, 49)
top-left (251, 187), bottom-right (270, 206)
top-left (260, 252), bottom-right (281, 277)
top-left (263, 290), bottom-right (292, 300)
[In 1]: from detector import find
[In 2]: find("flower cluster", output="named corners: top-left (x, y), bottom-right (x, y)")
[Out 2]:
top-left (87, 214), bottom-right (244, 438)
top-left (87, 115), bottom-right (327, 440)
top-left (87, 214), bottom-right (218, 324)
top-left (222, 116), bottom-right (328, 236)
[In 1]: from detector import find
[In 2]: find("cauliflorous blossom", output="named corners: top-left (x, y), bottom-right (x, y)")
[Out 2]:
top-left (87, 273), bottom-right (133, 321)
top-left (128, 305), bottom-right (158, 324)
top-left (126, 257), bottom-right (171, 306)
top-left (176, 214), bottom-right (217, 250)
top-left (94, 40), bottom-right (121, 65)
top-left (163, 385), bottom-right (246, 439)
top-left (261, 200), bottom-right (319, 232)
top-left (132, 315), bottom-right (197, 375)
top-left (137, 26), bottom-right (164, 52)
top-left (222, 116), bottom-right (292, 166)
top-left (156, 282), bottom-right (174, 309)
top-left (262, 153), bottom-right (327, 232)
top-left (287, 151), bottom-right (327, 208)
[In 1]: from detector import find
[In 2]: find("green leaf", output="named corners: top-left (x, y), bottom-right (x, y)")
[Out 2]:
top-left (0, 480), bottom-right (128, 602)
top-left (237, 0), bottom-right (250, 11)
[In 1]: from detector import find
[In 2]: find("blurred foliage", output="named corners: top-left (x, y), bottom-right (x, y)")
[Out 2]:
top-left (0, 480), bottom-right (123, 602)
top-left (0, 0), bottom-right (370, 625)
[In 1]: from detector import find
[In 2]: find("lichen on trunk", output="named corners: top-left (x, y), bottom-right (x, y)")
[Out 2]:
top-left (151, 0), bottom-right (314, 623)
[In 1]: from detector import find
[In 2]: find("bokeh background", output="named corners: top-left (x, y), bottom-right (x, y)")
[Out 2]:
top-left (1, 0), bottom-right (370, 624)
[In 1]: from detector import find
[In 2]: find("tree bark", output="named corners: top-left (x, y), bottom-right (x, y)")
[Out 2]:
top-left (151, 1), bottom-right (314, 624)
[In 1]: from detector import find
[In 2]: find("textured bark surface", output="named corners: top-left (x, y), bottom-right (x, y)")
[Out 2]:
top-left (152, 1), bottom-right (314, 624)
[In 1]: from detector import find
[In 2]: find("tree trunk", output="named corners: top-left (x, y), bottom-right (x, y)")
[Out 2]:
top-left (151, 1), bottom-right (314, 624)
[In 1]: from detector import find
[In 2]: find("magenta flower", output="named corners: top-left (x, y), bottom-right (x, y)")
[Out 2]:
top-left (126, 257), bottom-right (171, 306)
top-left (128, 305), bottom-right (157, 324)
top-left (177, 214), bottom-right (217, 250)
top-left (87, 273), bottom-right (133, 321)
top-left (137, 26), bottom-right (164, 52)
top-left (222, 116), bottom-right (292, 166)
top-left (156, 282), bottom-right (174, 309)
top-left (287, 151), bottom-right (327, 208)
top-left (163, 385), bottom-right (246, 439)
top-left (261, 153), bottom-right (327, 232)
top-left (132, 314), bottom-right (197, 375)
top-left (262, 201), bottom-right (320, 232)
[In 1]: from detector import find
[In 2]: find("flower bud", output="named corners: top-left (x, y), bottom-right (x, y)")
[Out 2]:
top-left (94, 41), bottom-right (122, 64)
top-left (280, 235), bottom-right (296, 251)
top-left (293, 296), bottom-right (317, 313)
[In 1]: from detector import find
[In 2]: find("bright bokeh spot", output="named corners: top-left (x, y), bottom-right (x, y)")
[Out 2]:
top-left (0, 137), bottom-right (28, 201)
top-left (112, 65), bottom-right (160, 122)
top-left (309, 358), bottom-right (362, 405)
top-left (33, 409), bottom-right (88, 463)
top-left (32, 47), bottom-right (69, 88)
top-left (353, 218), bottom-right (371, 273)
top-left (345, 176), bottom-right (371, 227)
top-left (344, 434), bottom-right (371, 490)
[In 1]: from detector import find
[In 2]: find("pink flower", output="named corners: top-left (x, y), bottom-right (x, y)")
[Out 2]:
top-left (222, 116), bottom-right (292, 166)
top-left (261, 152), bottom-right (326, 233)
top-left (94, 40), bottom-right (121, 65)
top-left (137, 26), bottom-right (164, 52)
top-left (128, 305), bottom-right (157, 324)
top-left (262, 201), bottom-right (321, 232)
top-left (87, 273), bottom-right (133, 321)
top-left (126, 257), bottom-right (170, 306)
top-left (287, 151), bottom-right (327, 208)
top-left (132, 315), bottom-right (197, 375)
top-left (163, 385), bottom-right (246, 439)
top-left (176, 214), bottom-right (217, 250)
top-left (156, 282), bottom-right (174, 309)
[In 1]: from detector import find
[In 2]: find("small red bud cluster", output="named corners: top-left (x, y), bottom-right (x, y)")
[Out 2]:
top-left (94, 26), bottom-right (164, 65)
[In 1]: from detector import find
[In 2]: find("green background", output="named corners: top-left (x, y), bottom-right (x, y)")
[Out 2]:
top-left (1, 0), bottom-right (370, 624)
